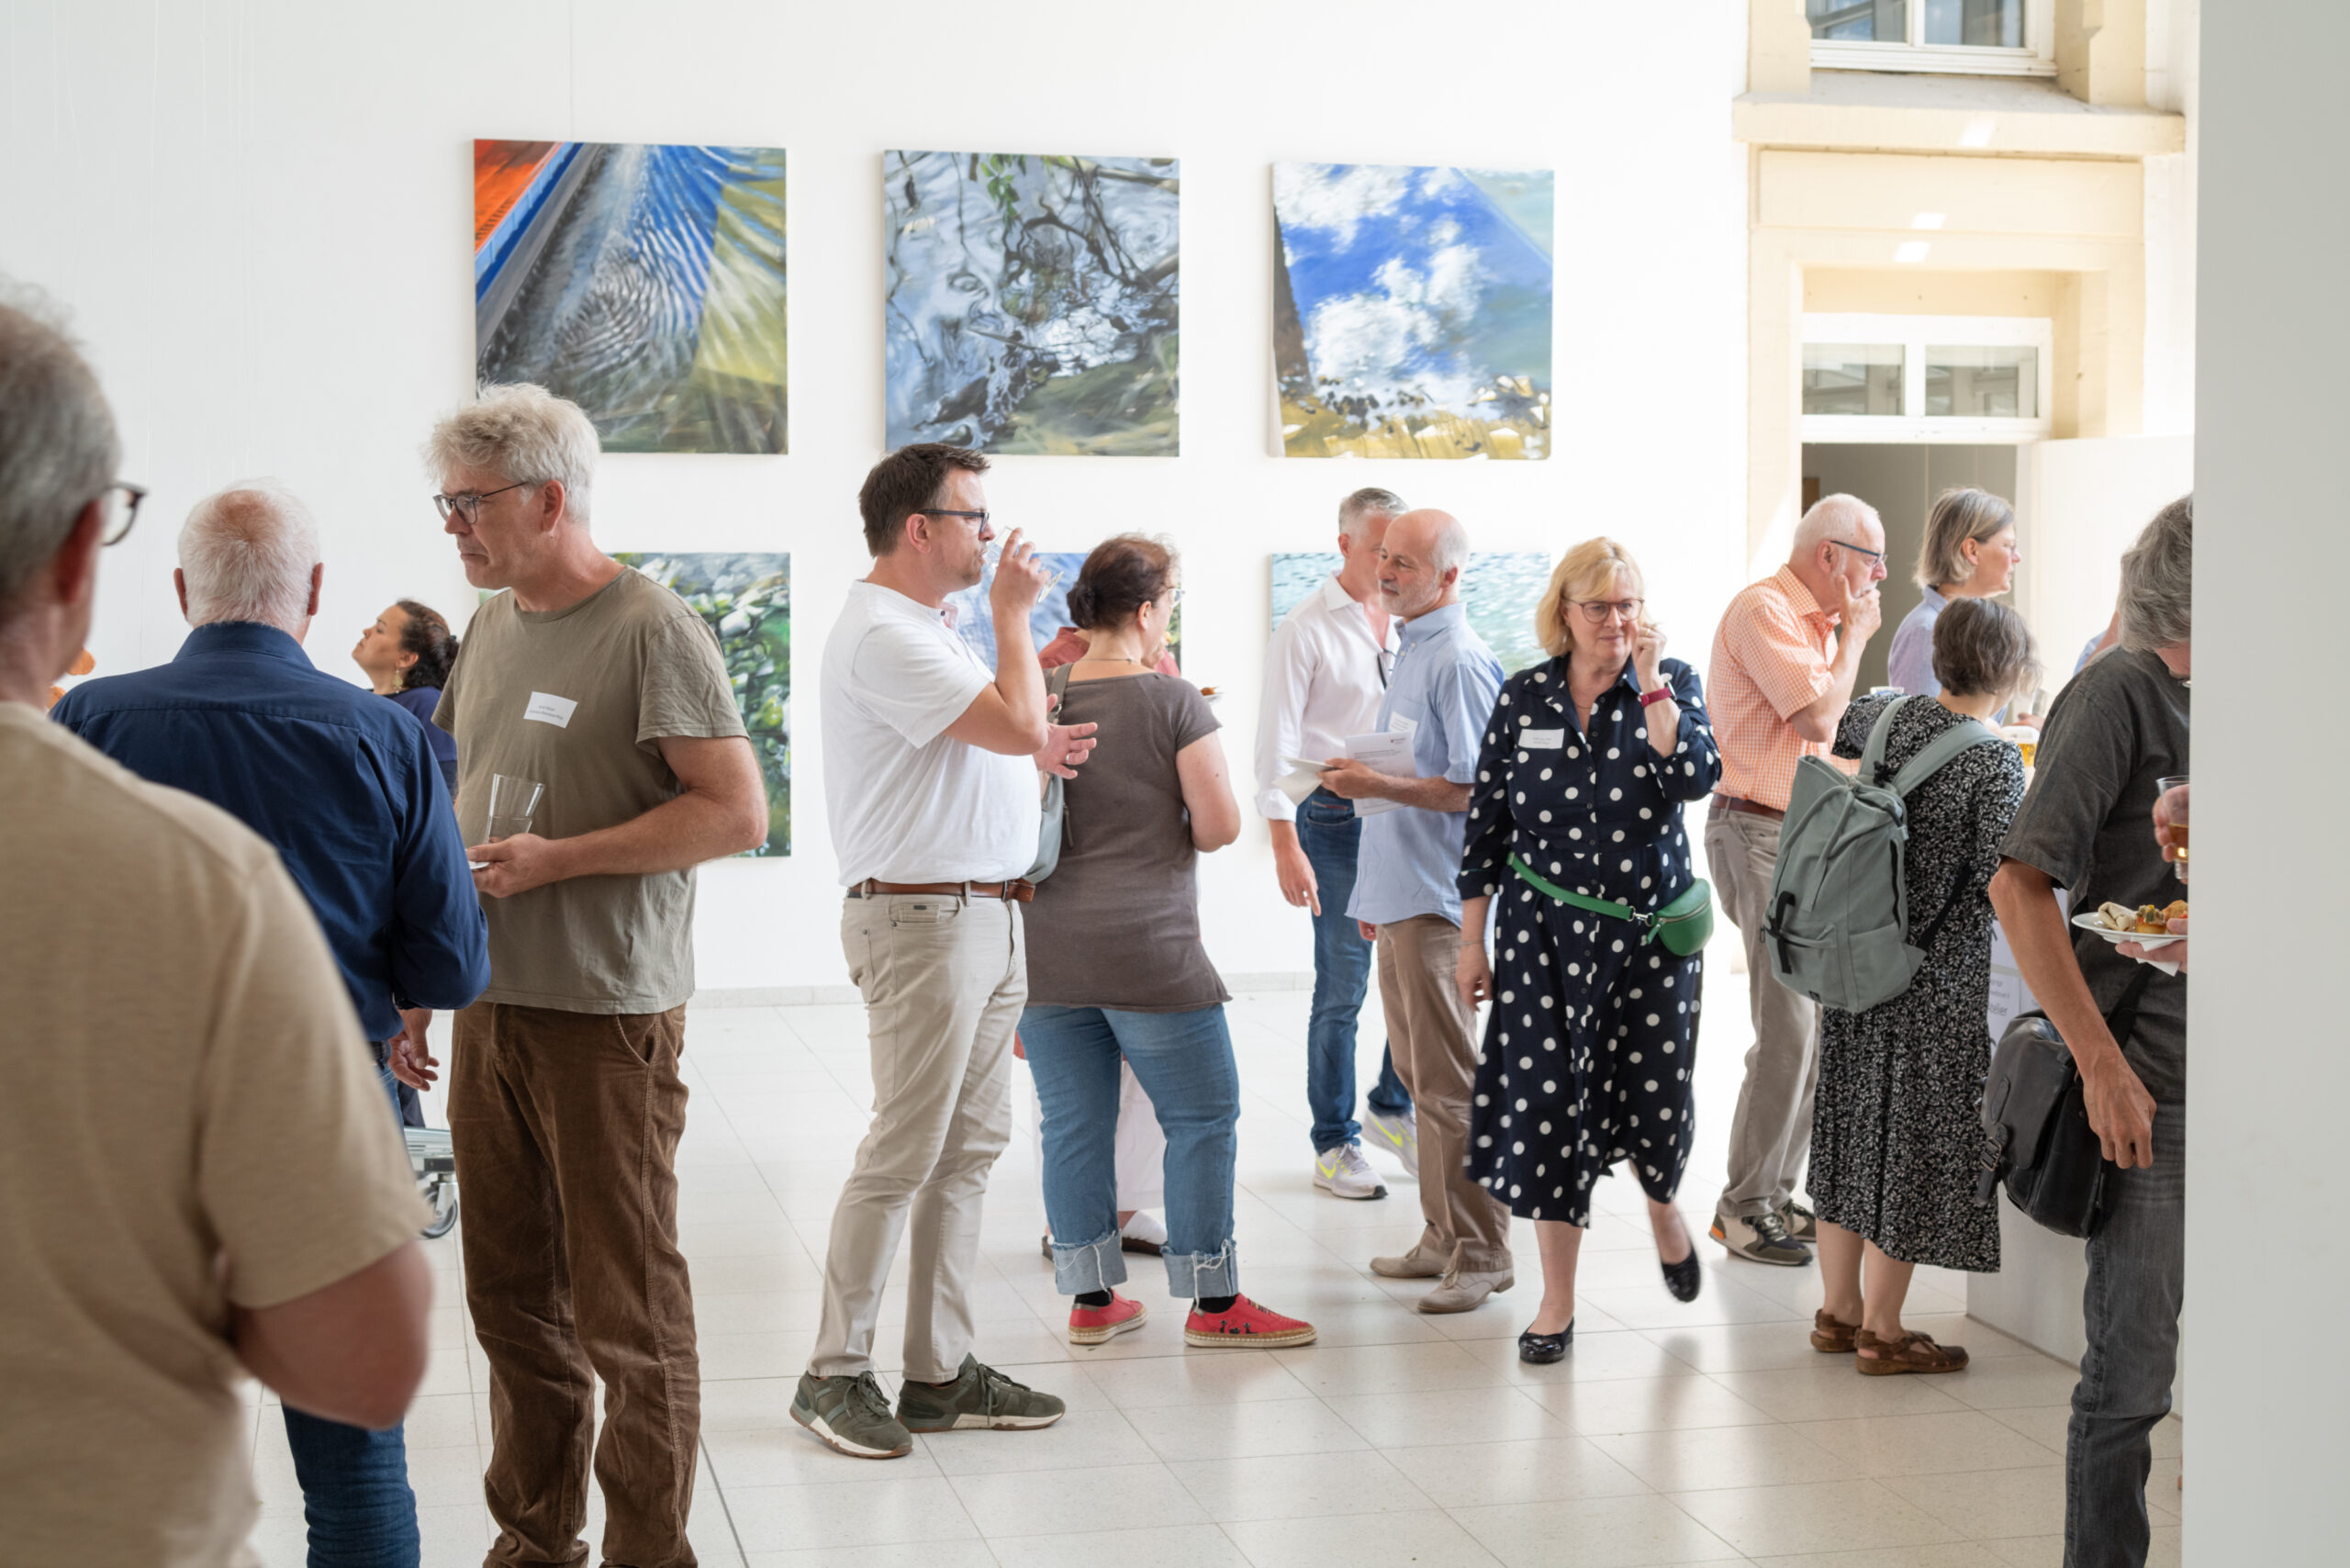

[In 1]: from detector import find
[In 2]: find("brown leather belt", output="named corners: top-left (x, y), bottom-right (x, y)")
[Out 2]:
top-left (1712, 795), bottom-right (1785, 822)
top-left (849, 878), bottom-right (1035, 903)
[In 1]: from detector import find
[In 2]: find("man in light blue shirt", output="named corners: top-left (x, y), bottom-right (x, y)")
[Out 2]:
top-left (1318, 509), bottom-right (1514, 1314)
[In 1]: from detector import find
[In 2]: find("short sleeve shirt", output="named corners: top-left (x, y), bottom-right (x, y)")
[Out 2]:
top-left (1998, 649), bottom-right (2190, 1101)
top-left (1708, 566), bottom-right (1853, 811)
top-left (821, 581), bottom-right (1040, 885)
top-left (1348, 603), bottom-right (1504, 926)
top-left (436, 567), bottom-right (745, 1014)
top-left (0, 703), bottom-right (425, 1567)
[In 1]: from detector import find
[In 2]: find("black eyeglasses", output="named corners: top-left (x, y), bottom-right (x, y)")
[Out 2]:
top-left (1830, 540), bottom-right (1886, 565)
top-left (432, 481), bottom-right (531, 524)
top-left (100, 482), bottom-right (147, 547)
top-left (918, 508), bottom-right (991, 529)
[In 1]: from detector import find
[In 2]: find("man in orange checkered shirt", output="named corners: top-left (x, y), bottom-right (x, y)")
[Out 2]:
top-left (1705, 495), bottom-right (1887, 1267)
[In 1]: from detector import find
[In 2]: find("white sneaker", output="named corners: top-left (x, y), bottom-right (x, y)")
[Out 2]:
top-left (1364, 1110), bottom-right (1419, 1177)
top-left (1314, 1143), bottom-right (1388, 1201)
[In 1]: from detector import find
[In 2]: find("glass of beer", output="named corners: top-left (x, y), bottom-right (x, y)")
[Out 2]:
top-left (487, 772), bottom-right (544, 843)
top-left (2156, 775), bottom-right (2188, 881)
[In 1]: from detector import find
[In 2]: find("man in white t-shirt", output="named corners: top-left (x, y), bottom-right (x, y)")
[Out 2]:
top-left (796, 442), bottom-right (1098, 1461)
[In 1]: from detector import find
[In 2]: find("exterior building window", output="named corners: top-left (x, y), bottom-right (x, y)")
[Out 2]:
top-left (1803, 314), bottom-right (2053, 442)
top-left (1807, 0), bottom-right (2052, 74)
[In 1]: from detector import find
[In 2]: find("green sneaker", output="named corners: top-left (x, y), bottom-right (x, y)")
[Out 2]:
top-left (791, 1371), bottom-right (912, 1459)
top-left (894, 1355), bottom-right (1066, 1433)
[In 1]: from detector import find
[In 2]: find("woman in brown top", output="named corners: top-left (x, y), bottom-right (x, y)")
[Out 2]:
top-left (1022, 535), bottom-right (1316, 1351)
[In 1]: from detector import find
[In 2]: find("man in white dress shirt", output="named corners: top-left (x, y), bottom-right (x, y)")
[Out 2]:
top-left (1254, 487), bottom-right (1417, 1201)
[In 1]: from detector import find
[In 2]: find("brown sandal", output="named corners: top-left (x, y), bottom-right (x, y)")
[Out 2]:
top-left (1854, 1328), bottom-right (1969, 1375)
top-left (1810, 1309), bottom-right (1859, 1353)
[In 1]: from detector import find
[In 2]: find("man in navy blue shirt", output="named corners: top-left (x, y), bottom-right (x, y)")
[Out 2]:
top-left (52, 479), bottom-right (488, 1568)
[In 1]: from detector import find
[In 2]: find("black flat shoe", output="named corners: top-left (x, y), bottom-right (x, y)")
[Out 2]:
top-left (1518, 1320), bottom-right (1573, 1363)
top-left (1662, 1249), bottom-right (1702, 1303)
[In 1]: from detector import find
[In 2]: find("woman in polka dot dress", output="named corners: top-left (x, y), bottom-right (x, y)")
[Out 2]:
top-left (1455, 540), bottom-right (1723, 1362)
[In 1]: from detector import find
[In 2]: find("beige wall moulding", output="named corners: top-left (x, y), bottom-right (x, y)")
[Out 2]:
top-left (1735, 73), bottom-right (2184, 162)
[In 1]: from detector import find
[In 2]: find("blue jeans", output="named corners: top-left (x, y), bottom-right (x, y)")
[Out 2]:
top-left (280, 1063), bottom-right (420, 1567)
top-left (1023, 1003), bottom-right (1241, 1299)
top-left (2065, 1101), bottom-right (2184, 1568)
top-left (1299, 792), bottom-right (1411, 1152)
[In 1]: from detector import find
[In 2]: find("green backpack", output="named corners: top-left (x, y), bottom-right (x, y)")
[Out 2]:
top-left (1762, 697), bottom-right (2002, 1014)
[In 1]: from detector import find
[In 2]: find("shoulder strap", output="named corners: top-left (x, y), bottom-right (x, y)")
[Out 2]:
top-left (1046, 662), bottom-right (1073, 704)
top-left (1886, 717), bottom-right (2002, 798)
top-left (1509, 855), bottom-right (1645, 927)
top-left (1858, 696), bottom-right (1913, 785)
top-left (2103, 963), bottom-right (2158, 1044)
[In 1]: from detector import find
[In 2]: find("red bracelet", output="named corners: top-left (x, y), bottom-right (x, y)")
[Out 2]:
top-left (1639, 687), bottom-right (1673, 707)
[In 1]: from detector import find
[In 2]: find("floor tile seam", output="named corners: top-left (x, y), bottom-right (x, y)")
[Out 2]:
top-left (695, 1437), bottom-right (755, 1563)
top-left (1436, 1483), bottom-right (1748, 1562)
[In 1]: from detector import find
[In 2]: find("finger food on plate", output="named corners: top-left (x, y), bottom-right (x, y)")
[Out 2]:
top-left (2097, 901), bottom-right (2187, 935)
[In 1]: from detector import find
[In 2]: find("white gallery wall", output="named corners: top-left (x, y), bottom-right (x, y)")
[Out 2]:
top-left (3, 0), bottom-right (1751, 991)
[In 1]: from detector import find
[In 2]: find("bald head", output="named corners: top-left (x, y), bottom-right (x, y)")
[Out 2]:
top-left (1376, 508), bottom-right (1471, 621)
top-left (178, 482), bottom-right (323, 636)
top-left (1788, 491), bottom-right (1887, 608)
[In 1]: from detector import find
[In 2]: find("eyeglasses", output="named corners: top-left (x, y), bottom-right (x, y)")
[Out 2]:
top-left (100, 482), bottom-right (146, 547)
top-left (1830, 540), bottom-right (1886, 565)
top-left (1570, 598), bottom-right (1643, 622)
top-left (919, 508), bottom-right (991, 529)
top-left (432, 481), bottom-right (532, 524)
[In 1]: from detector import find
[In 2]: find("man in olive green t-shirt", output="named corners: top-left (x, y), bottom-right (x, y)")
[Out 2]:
top-left (426, 384), bottom-right (767, 1568)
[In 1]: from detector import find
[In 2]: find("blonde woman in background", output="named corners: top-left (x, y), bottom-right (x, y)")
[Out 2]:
top-left (1886, 487), bottom-right (2036, 723)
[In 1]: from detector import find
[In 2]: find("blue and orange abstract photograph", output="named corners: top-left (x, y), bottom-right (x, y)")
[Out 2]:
top-left (1274, 162), bottom-right (1552, 460)
top-left (476, 140), bottom-right (788, 454)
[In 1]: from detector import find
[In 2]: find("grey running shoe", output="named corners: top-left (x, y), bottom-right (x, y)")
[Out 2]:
top-left (896, 1355), bottom-right (1066, 1433)
top-left (1364, 1110), bottom-right (1420, 1177)
top-left (791, 1371), bottom-right (912, 1459)
top-left (1779, 1199), bottom-right (1818, 1242)
top-left (1710, 1210), bottom-right (1813, 1267)
top-left (1314, 1142), bottom-right (1388, 1200)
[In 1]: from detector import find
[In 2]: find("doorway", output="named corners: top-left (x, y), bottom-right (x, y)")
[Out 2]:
top-left (1801, 443), bottom-right (2020, 692)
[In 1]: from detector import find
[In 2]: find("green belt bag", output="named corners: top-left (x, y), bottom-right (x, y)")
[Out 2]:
top-left (1507, 854), bottom-right (1716, 958)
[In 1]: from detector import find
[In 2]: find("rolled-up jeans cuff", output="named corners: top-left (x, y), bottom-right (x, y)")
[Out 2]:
top-left (1164, 1240), bottom-right (1238, 1300)
top-left (1050, 1230), bottom-right (1129, 1295)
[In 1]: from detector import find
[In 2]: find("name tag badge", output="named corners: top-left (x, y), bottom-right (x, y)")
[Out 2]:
top-left (1521, 728), bottom-right (1566, 750)
top-left (524, 691), bottom-right (578, 728)
top-left (1387, 711), bottom-right (1419, 737)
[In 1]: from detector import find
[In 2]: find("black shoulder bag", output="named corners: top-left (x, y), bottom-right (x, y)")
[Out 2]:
top-left (1975, 966), bottom-right (2154, 1239)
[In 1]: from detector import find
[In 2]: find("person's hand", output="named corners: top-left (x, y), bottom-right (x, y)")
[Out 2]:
top-left (1831, 577), bottom-right (1885, 642)
top-left (2011, 711), bottom-right (2044, 730)
top-left (988, 528), bottom-right (1049, 617)
top-left (1457, 942), bottom-right (1494, 1010)
top-left (1035, 721), bottom-right (1098, 779)
top-left (468, 833), bottom-right (565, 898)
top-left (2152, 782), bottom-right (2188, 872)
top-left (2119, 916), bottom-right (2187, 972)
top-left (388, 1008), bottom-right (439, 1091)
top-left (1632, 624), bottom-right (1668, 692)
top-left (2081, 1050), bottom-right (2158, 1169)
top-left (1274, 834), bottom-right (1321, 916)
top-left (1357, 920), bottom-right (1378, 944)
top-left (1317, 756), bottom-right (1384, 801)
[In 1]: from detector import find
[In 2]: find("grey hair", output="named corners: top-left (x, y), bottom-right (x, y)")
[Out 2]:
top-left (1338, 487), bottom-right (1406, 539)
top-left (2117, 495), bottom-right (2192, 651)
top-left (178, 482), bottom-right (321, 633)
top-left (0, 286), bottom-right (120, 613)
top-left (1427, 512), bottom-right (1471, 580)
top-left (1916, 487), bottom-right (2017, 590)
top-left (423, 382), bottom-right (599, 525)
top-left (1792, 492), bottom-right (1880, 558)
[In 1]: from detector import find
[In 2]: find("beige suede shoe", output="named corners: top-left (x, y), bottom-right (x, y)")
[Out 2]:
top-left (1369, 1245), bottom-right (1447, 1279)
top-left (1416, 1269), bottom-right (1514, 1314)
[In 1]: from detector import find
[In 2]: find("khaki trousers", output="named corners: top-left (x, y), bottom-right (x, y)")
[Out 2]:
top-left (810, 892), bottom-right (1024, 1382)
top-left (1376, 914), bottom-right (1513, 1274)
top-left (1707, 808), bottom-right (1822, 1222)
top-left (452, 1002), bottom-right (699, 1568)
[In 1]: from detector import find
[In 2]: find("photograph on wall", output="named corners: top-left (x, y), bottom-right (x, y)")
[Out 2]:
top-left (476, 140), bottom-right (788, 454)
top-left (1270, 550), bottom-right (1552, 676)
top-left (612, 552), bottom-right (790, 856)
top-left (945, 553), bottom-right (1182, 672)
top-left (885, 150), bottom-right (1179, 455)
top-left (1273, 162), bottom-right (1553, 460)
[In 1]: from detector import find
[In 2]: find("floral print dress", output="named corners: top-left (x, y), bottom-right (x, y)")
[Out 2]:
top-left (1458, 656), bottom-right (1723, 1226)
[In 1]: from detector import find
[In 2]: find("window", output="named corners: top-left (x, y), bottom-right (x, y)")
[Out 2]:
top-left (1801, 314), bottom-right (2053, 442)
top-left (1807, 0), bottom-right (2053, 75)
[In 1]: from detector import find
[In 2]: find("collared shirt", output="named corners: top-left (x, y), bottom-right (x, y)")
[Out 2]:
top-left (1886, 586), bottom-right (1949, 698)
top-left (1253, 571), bottom-right (1398, 822)
top-left (1707, 566), bottom-right (1852, 812)
top-left (1348, 602), bottom-right (1502, 927)
top-left (52, 622), bottom-right (489, 1041)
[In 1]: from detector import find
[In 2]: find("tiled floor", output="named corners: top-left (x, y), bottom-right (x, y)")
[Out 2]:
top-left (243, 967), bottom-right (2183, 1567)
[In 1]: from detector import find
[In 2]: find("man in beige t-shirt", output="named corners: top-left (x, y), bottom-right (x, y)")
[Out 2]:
top-left (426, 384), bottom-right (767, 1568)
top-left (0, 297), bottom-right (431, 1565)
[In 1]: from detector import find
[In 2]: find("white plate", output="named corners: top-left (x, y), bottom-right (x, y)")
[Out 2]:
top-left (2073, 912), bottom-right (2184, 947)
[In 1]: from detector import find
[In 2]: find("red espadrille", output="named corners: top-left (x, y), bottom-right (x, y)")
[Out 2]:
top-left (1068, 1293), bottom-right (1147, 1346)
top-left (1182, 1295), bottom-right (1316, 1349)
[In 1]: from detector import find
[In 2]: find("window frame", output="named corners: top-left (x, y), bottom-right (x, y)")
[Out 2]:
top-left (1807, 1), bottom-right (2057, 77)
top-left (1801, 312), bottom-right (2055, 442)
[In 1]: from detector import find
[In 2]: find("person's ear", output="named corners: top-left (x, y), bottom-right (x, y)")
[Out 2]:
top-left (173, 566), bottom-right (190, 619)
top-left (50, 498), bottom-right (106, 610)
top-left (539, 479), bottom-right (565, 532)
top-left (306, 563), bottom-right (324, 620)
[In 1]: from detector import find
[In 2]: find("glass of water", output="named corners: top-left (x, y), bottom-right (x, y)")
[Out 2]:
top-left (487, 772), bottom-right (543, 842)
top-left (983, 541), bottom-right (1060, 593)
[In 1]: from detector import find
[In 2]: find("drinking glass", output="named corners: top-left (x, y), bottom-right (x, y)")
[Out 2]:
top-left (2155, 775), bottom-right (2188, 881)
top-left (982, 541), bottom-right (1060, 592)
top-left (487, 772), bottom-right (544, 843)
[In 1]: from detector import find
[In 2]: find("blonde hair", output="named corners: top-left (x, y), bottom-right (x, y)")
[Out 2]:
top-left (1914, 487), bottom-right (2016, 590)
top-left (1535, 538), bottom-right (1647, 659)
